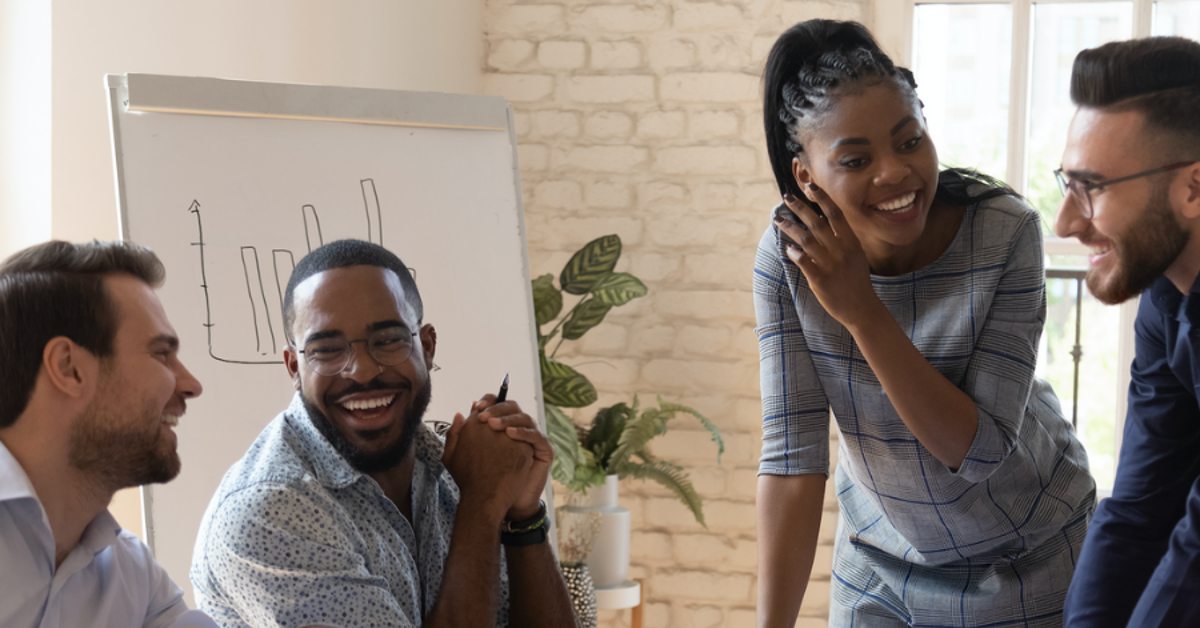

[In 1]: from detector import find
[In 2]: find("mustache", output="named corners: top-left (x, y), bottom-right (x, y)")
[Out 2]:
top-left (335, 378), bottom-right (410, 397)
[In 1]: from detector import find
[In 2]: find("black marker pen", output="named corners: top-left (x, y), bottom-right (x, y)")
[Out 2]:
top-left (496, 373), bottom-right (509, 403)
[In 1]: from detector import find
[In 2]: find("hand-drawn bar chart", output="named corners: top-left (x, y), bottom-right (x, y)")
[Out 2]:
top-left (188, 178), bottom-right (403, 364)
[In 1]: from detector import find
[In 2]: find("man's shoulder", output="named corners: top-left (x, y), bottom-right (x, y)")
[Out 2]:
top-left (101, 529), bottom-right (190, 620)
top-left (204, 412), bottom-right (340, 525)
top-left (214, 414), bottom-right (310, 492)
top-left (81, 527), bottom-right (159, 584)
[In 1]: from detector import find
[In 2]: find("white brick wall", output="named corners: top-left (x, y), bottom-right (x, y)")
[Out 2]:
top-left (483, 1), bottom-right (870, 625)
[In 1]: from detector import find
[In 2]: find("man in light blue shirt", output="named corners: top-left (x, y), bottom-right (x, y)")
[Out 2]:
top-left (0, 240), bottom-right (211, 628)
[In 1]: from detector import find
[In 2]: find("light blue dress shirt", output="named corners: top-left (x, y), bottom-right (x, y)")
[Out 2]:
top-left (0, 441), bottom-right (213, 628)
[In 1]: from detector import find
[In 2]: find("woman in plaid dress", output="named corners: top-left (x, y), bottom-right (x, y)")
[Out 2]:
top-left (754, 19), bottom-right (1096, 627)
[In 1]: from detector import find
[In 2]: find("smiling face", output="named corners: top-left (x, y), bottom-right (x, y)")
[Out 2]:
top-left (1055, 107), bottom-right (1189, 304)
top-left (790, 80), bottom-right (942, 271)
top-left (68, 274), bottom-right (203, 488)
top-left (284, 265), bottom-right (435, 473)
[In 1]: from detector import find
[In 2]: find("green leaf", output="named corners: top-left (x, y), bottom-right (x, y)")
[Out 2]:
top-left (583, 403), bottom-right (634, 469)
top-left (560, 235), bottom-right (621, 295)
top-left (545, 404), bottom-right (580, 486)
top-left (531, 274), bottom-right (562, 327)
top-left (662, 402), bottom-right (724, 457)
top-left (655, 398), bottom-right (725, 462)
top-left (567, 449), bottom-right (607, 493)
top-left (591, 272), bottom-right (647, 307)
top-left (608, 400), bottom-right (668, 470)
top-left (617, 458), bottom-right (707, 526)
top-left (540, 356), bottom-right (597, 408)
top-left (562, 298), bottom-right (612, 340)
top-left (607, 398), bottom-right (723, 472)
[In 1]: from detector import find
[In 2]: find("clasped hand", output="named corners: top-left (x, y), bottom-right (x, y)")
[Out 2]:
top-left (441, 395), bottom-right (551, 523)
top-left (774, 186), bottom-right (881, 329)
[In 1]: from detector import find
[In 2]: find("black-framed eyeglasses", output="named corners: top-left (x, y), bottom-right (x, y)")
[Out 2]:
top-left (294, 327), bottom-right (418, 376)
top-left (1053, 160), bottom-right (1196, 219)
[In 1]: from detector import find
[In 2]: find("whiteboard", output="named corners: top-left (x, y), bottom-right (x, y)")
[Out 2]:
top-left (106, 74), bottom-right (545, 600)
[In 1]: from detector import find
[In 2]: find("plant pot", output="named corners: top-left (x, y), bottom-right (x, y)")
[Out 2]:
top-left (560, 561), bottom-right (598, 628)
top-left (563, 474), bottom-right (630, 589)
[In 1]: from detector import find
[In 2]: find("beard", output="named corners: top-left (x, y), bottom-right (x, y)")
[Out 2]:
top-left (1087, 183), bottom-right (1188, 305)
top-left (302, 376), bottom-right (432, 474)
top-left (68, 397), bottom-right (180, 490)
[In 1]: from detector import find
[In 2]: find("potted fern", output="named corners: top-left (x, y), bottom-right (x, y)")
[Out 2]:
top-left (534, 234), bottom-right (724, 589)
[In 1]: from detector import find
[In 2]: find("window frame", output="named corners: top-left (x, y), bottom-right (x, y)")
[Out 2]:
top-left (872, 0), bottom-right (1167, 485)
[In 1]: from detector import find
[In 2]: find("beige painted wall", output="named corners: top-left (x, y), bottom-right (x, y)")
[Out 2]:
top-left (50, 0), bottom-right (485, 246)
top-left (482, 1), bottom-right (868, 625)
top-left (0, 0), bottom-right (51, 257)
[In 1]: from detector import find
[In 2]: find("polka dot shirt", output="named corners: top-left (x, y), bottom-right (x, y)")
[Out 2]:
top-left (190, 395), bottom-right (510, 627)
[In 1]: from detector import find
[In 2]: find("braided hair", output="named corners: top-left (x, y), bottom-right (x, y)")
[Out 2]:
top-left (762, 19), bottom-right (1013, 206)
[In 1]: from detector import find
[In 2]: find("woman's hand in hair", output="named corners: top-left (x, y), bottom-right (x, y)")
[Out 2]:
top-left (775, 186), bottom-right (883, 330)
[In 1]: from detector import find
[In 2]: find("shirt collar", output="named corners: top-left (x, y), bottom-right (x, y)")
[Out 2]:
top-left (0, 441), bottom-right (122, 557)
top-left (1148, 273), bottom-right (1200, 323)
top-left (282, 393), bottom-right (446, 490)
top-left (78, 509), bottom-right (123, 558)
top-left (0, 440), bottom-right (37, 504)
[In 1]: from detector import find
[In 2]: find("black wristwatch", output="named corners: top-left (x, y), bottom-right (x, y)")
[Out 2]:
top-left (501, 501), bottom-right (548, 546)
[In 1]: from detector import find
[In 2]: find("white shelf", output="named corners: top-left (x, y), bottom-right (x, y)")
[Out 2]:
top-left (595, 580), bottom-right (641, 610)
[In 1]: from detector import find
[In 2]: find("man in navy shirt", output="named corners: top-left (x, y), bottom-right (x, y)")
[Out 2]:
top-left (1054, 36), bottom-right (1200, 627)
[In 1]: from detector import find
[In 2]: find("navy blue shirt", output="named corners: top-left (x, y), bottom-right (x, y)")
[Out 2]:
top-left (1065, 275), bottom-right (1200, 627)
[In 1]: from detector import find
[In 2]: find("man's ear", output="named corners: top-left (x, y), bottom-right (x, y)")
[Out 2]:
top-left (283, 345), bottom-right (301, 391)
top-left (41, 337), bottom-right (97, 400)
top-left (791, 156), bottom-right (816, 202)
top-left (1179, 163), bottom-right (1200, 219)
top-left (419, 324), bottom-right (437, 368)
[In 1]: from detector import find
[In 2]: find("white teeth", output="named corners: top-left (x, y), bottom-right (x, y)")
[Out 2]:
top-left (163, 415), bottom-right (180, 427)
top-left (341, 395), bottom-right (395, 411)
top-left (876, 192), bottom-right (916, 212)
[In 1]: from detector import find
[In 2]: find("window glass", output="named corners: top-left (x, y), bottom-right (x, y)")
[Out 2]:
top-left (913, 4), bottom-right (1012, 181)
top-left (1038, 267), bottom-right (1121, 489)
top-left (1027, 2), bottom-right (1133, 492)
top-left (903, 0), bottom-right (1193, 492)
top-left (1154, 0), bottom-right (1200, 35)
top-left (1025, 2), bottom-right (1133, 234)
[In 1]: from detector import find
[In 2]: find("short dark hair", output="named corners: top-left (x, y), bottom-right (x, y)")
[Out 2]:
top-left (282, 239), bottom-right (423, 343)
top-left (762, 19), bottom-right (919, 199)
top-left (0, 240), bottom-right (165, 428)
top-left (1071, 36), bottom-right (1200, 159)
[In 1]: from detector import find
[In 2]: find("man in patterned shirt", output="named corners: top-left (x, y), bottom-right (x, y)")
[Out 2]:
top-left (190, 239), bottom-right (576, 627)
top-left (1056, 37), bottom-right (1200, 627)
